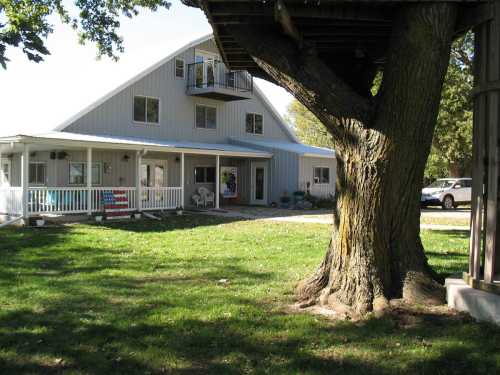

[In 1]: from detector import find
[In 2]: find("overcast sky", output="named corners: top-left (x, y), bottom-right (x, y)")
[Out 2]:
top-left (0, 0), bottom-right (293, 137)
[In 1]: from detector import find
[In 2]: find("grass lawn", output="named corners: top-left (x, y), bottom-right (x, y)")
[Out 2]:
top-left (0, 216), bottom-right (498, 374)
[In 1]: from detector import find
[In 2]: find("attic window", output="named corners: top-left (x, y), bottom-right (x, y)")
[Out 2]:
top-left (175, 58), bottom-right (185, 78)
top-left (134, 96), bottom-right (159, 124)
top-left (246, 113), bottom-right (263, 134)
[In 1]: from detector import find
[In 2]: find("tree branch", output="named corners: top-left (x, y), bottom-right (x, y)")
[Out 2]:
top-left (227, 25), bottom-right (374, 127)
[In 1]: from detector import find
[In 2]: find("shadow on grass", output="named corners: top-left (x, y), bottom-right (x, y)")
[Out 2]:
top-left (0, 216), bottom-right (497, 374)
top-left (92, 214), bottom-right (245, 233)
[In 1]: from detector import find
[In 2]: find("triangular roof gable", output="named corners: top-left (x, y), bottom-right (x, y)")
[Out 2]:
top-left (55, 34), bottom-right (298, 142)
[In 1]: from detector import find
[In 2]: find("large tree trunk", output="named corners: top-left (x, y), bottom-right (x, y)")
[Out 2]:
top-left (228, 4), bottom-right (457, 314)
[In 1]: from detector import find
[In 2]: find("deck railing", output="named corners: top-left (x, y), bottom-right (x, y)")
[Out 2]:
top-left (0, 187), bottom-right (23, 216)
top-left (142, 187), bottom-right (182, 210)
top-left (0, 186), bottom-right (183, 216)
top-left (187, 60), bottom-right (253, 93)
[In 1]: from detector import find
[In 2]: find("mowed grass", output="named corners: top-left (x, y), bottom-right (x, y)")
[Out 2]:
top-left (0, 216), bottom-right (498, 374)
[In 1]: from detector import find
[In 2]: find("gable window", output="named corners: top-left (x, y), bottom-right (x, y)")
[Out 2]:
top-left (195, 105), bottom-right (217, 129)
top-left (134, 96), bottom-right (159, 124)
top-left (69, 162), bottom-right (102, 185)
top-left (194, 166), bottom-right (216, 184)
top-left (29, 162), bottom-right (46, 185)
top-left (246, 113), bottom-right (263, 135)
top-left (313, 167), bottom-right (330, 184)
top-left (175, 58), bottom-right (185, 79)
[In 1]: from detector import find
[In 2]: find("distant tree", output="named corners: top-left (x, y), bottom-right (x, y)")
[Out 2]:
top-left (0, 0), bottom-right (170, 68)
top-left (285, 100), bottom-right (333, 149)
top-left (425, 33), bottom-right (473, 180)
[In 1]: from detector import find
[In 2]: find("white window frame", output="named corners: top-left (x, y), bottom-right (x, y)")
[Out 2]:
top-left (195, 104), bottom-right (217, 130)
top-left (29, 161), bottom-right (47, 186)
top-left (313, 166), bottom-right (330, 185)
top-left (175, 57), bottom-right (185, 79)
top-left (133, 95), bottom-right (161, 125)
top-left (69, 162), bottom-right (103, 186)
top-left (1, 159), bottom-right (11, 186)
top-left (245, 112), bottom-right (264, 135)
top-left (194, 165), bottom-right (216, 184)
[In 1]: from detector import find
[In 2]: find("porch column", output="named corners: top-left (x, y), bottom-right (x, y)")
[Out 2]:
top-left (181, 153), bottom-right (185, 208)
top-left (215, 154), bottom-right (220, 209)
top-left (87, 147), bottom-right (92, 215)
top-left (136, 150), bottom-right (142, 212)
top-left (21, 144), bottom-right (30, 220)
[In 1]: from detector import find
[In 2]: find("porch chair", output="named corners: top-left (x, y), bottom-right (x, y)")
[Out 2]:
top-left (197, 187), bottom-right (215, 208)
top-left (191, 194), bottom-right (204, 208)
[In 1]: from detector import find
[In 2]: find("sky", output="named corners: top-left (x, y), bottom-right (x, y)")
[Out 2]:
top-left (0, 0), bottom-right (293, 137)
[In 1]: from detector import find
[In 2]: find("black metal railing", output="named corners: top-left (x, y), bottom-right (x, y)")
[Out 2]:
top-left (187, 60), bottom-right (253, 93)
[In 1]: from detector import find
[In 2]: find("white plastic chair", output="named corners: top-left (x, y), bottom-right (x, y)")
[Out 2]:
top-left (191, 194), bottom-right (203, 208)
top-left (198, 187), bottom-right (215, 208)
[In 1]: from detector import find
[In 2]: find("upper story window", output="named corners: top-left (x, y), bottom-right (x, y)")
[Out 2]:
top-left (69, 162), bottom-right (102, 185)
top-left (313, 167), bottom-right (330, 184)
top-left (29, 162), bottom-right (46, 185)
top-left (134, 96), bottom-right (159, 124)
top-left (175, 58), bottom-right (185, 79)
top-left (246, 113), bottom-right (263, 135)
top-left (196, 104), bottom-right (216, 129)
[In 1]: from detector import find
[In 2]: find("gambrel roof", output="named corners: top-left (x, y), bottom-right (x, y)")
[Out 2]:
top-left (54, 34), bottom-right (299, 143)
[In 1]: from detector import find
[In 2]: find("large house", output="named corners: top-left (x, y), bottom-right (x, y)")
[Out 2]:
top-left (0, 35), bottom-right (335, 220)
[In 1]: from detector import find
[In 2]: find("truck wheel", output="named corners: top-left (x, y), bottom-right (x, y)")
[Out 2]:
top-left (442, 195), bottom-right (455, 210)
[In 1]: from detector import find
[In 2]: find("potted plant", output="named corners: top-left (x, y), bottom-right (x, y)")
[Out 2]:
top-left (36, 218), bottom-right (45, 227)
top-left (134, 212), bottom-right (142, 220)
top-left (280, 191), bottom-right (291, 209)
top-left (94, 213), bottom-right (103, 222)
top-left (176, 206), bottom-right (183, 216)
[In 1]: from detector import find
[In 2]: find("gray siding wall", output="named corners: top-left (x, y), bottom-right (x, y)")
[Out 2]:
top-left (7, 150), bottom-right (180, 188)
top-left (183, 155), bottom-right (251, 207)
top-left (299, 156), bottom-right (336, 198)
top-left (63, 38), bottom-right (294, 144)
top-left (230, 139), bottom-right (299, 204)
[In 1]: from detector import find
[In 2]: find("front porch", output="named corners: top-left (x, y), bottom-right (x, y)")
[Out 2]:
top-left (0, 133), bottom-right (272, 221)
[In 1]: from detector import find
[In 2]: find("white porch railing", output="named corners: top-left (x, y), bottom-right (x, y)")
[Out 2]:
top-left (0, 187), bottom-right (23, 216)
top-left (141, 187), bottom-right (182, 210)
top-left (29, 187), bottom-right (89, 215)
top-left (0, 186), bottom-right (183, 216)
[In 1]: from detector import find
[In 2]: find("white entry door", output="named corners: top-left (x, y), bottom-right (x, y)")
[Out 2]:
top-left (251, 162), bottom-right (268, 205)
top-left (141, 160), bottom-right (167, 201)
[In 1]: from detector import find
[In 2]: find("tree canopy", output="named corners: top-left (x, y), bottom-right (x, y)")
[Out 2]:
top-left (287, 32), bottom-right (473, 182)
top-left (0, 0), bottom-right (170, 68)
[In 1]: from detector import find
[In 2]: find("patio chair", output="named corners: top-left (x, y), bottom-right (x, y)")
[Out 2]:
top-left (191, 194), bottom-right (204, 208)
top-left (198, 187), bottom-right (215, 208)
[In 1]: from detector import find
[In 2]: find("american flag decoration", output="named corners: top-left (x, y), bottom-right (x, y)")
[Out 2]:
top-left (102, 190), bottom-right (131, 220)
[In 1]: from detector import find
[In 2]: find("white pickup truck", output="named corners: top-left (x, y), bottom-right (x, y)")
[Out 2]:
top-left (421, 178), bottom-right (472, 210)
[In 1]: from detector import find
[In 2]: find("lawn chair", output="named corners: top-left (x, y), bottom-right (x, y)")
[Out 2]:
top-left (197, 187), bottom-right (215, 208)
top-left (191, 194), bottom-right (203, 208)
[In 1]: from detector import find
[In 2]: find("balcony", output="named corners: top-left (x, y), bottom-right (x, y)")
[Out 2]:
top-left (186, 60), bottom-right (253, 101)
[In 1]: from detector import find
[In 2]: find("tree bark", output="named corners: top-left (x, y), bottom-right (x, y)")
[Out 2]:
top-left (229, 3), bottom-right (457, 314)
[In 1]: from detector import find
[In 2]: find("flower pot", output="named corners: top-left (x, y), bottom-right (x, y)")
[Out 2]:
top-left (134, 213), bottom-right (141, 219)
top-left (176, 210), bottom-right (183, 216)
top-left (36, 219), bottom-right (45, 227)
top-left (95, 216), bottom-right (103, 223)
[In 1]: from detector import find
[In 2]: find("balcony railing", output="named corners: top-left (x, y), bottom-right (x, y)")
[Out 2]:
top-left (187, 60), bottom-right (253, 100)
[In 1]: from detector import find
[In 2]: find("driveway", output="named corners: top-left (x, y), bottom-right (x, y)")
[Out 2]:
top-left (208, 205), bottom-right (471, 230)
